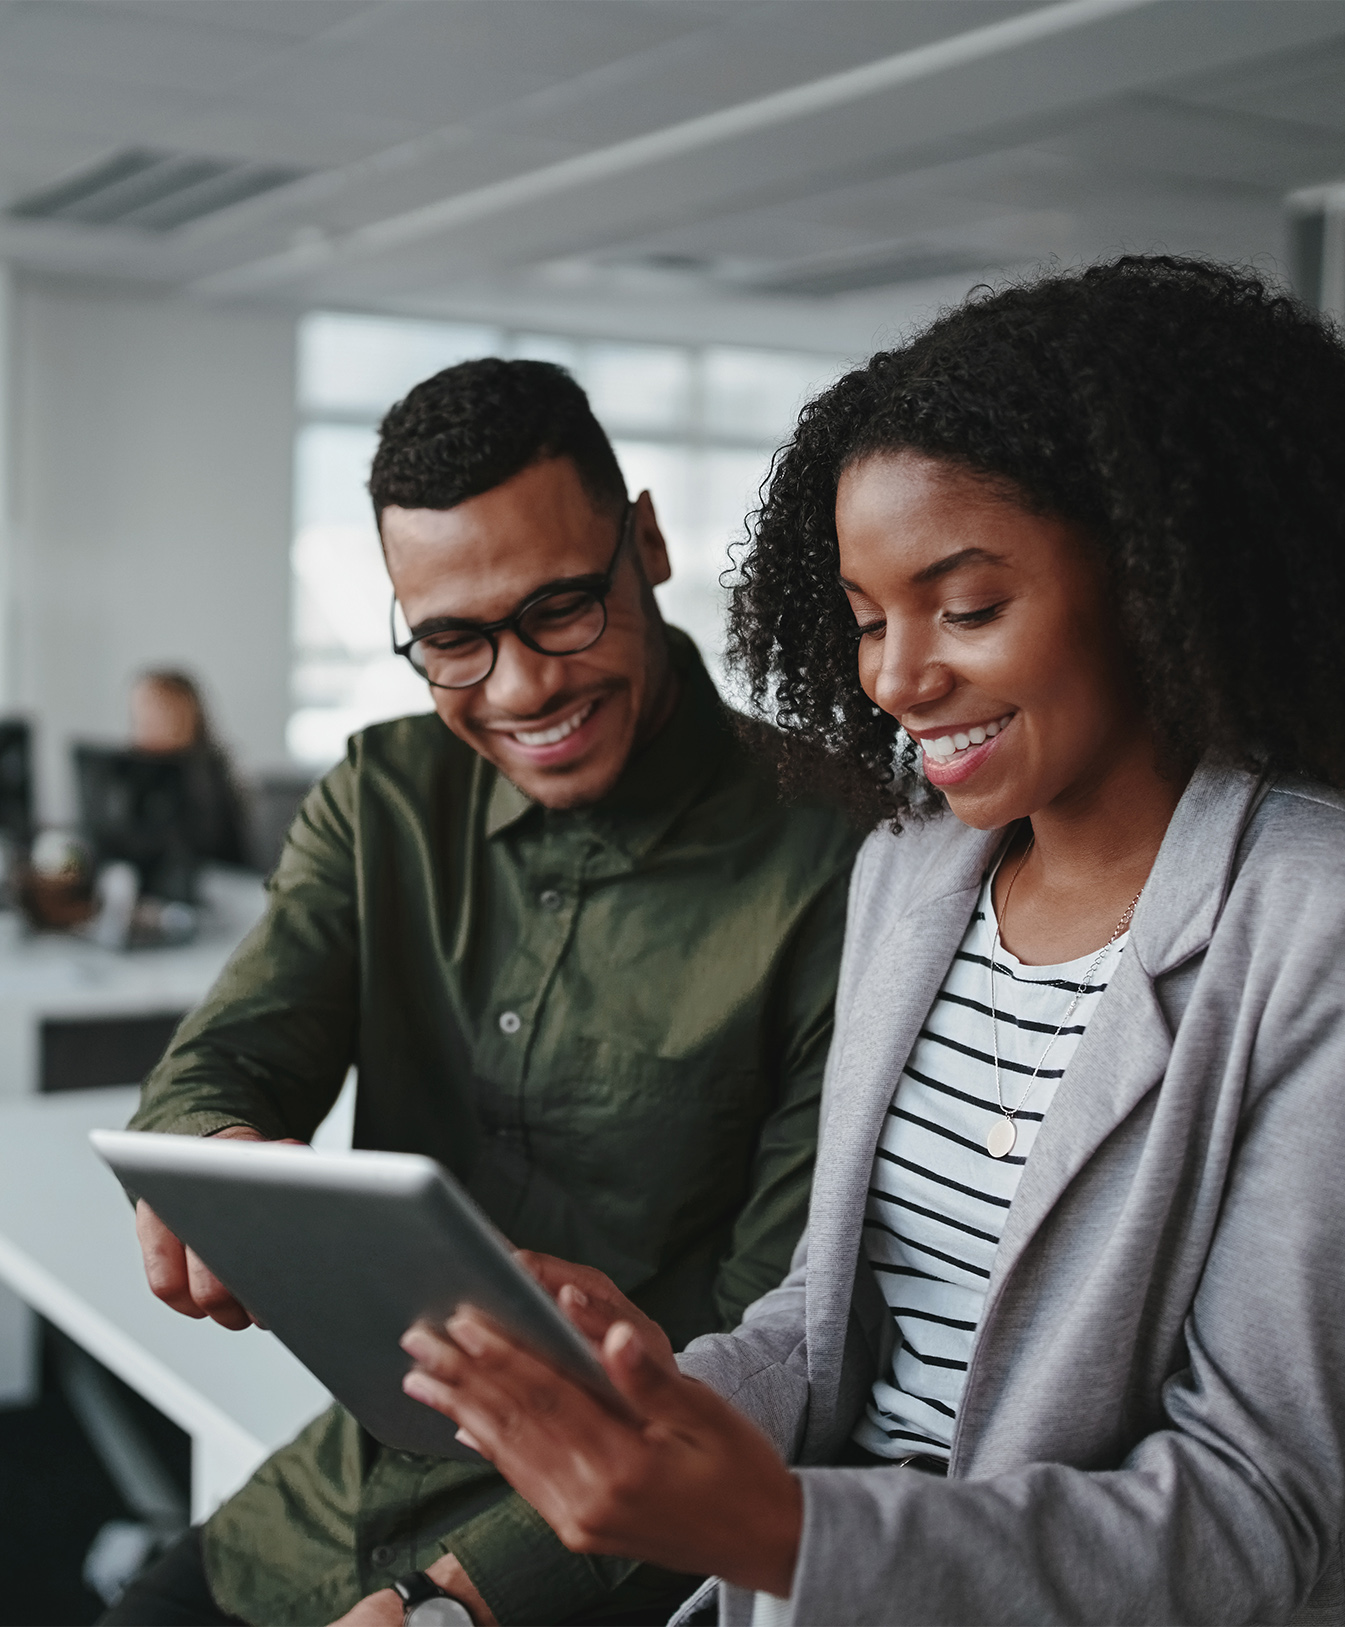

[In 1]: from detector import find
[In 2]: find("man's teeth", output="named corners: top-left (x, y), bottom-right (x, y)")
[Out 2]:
top-left (922, 714), bottom-right (1013, 764)
top-left (512, 701), bottom-right (597, 748)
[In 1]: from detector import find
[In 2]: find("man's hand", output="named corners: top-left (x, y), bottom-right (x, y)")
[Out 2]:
top-left (423, 1555), bottom-right (494, 1625)
top-left (324, 1586), bottom-right (403, 1627)
top-left (399, 1307), bottom-right (802, 1598)
top-left (324, 1555), bottom-right (494, 1626)
top-left (514, 1251), bottom-right (677, 1376)
top-left (135, 1126), bottom-right (302, 1332)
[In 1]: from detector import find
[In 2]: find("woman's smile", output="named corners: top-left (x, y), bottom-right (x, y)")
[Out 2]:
top-left (909, 711), bottom-right (1016, 785)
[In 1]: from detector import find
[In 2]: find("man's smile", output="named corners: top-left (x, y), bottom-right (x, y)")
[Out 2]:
top-left (506, 698), bottom-right (598, 749)
top-left (476, 693), bottom-right (614, 767)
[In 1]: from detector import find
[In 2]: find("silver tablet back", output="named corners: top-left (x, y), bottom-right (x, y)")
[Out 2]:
top-left (93, 1131), bottom-right (614, 1458)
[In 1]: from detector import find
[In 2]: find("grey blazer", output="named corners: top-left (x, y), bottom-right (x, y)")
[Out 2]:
top-left (680, 761), bottom-right (1345, 1625)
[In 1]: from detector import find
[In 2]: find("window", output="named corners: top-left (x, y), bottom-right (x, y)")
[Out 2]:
top-left (289, 312), bottom-right (848, 769)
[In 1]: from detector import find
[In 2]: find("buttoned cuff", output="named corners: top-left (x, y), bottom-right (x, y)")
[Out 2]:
top-left (442, 1493), bottom-right (636, 1625)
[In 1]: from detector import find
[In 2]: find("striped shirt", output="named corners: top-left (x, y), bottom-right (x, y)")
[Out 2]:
top-left (853, 868), bottom-right (1126, 1463)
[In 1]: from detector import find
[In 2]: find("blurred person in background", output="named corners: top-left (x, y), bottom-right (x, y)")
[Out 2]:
top-left (111, 361), bottom-right (860, 1627)
top-left (129, 670), bottom-right (247, 868)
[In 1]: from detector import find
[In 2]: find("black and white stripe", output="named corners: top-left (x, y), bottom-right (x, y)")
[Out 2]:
top-left (853, 870), bottom-right (1124, 1462)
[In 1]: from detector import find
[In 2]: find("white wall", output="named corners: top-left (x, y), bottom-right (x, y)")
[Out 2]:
top-left (6, 275), bottom-right (296, 822)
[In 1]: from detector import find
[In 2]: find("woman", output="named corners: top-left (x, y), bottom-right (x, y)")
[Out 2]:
top-left (395, 259), bottom-right (1345, 1626)
top-left (130, 668), bottom-right (248, 867)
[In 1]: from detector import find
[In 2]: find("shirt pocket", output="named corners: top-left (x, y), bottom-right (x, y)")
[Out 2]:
top-left (533, 1036), bottom-right (769, 1233)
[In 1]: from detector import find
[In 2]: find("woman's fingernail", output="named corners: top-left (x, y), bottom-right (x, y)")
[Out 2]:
top-left (403, 1372), bottom-right (431, 1401)
top-left (448, 1315), bottom-right (486, 1356)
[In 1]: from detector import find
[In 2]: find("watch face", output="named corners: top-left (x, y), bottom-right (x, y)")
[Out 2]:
top-left (405, 1595), bottom-right (474, 1627)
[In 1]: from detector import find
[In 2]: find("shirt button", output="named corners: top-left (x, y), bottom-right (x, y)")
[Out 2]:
top-left (498, 1010), bottom-right (522, 1035)
top-left (371, 1544), bottom-right (395, 1567)
top-left (538, 889), bottom-right (562, 911)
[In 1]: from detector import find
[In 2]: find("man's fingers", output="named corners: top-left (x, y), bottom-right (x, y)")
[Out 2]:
top-left (514, 1252), bottom-right (626, 1310)
top-left (322, 1585), bottom-right (406, 1627)
top-left (184, 1246), bottom-right (253, 1331)
top-left (556, 1282), bottom-right (624, 1345)
top-left (137, 1138), bottom-right (295, 1329)
top-left (512, 1254), bottom-right (677, 1373)
top-left (136, 1201), bottom-right (205, 1318)
top-left (137, 1203), bottom-right (253, 1330)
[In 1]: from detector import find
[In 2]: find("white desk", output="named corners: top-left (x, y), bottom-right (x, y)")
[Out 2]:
top-left (0, 1087), bottom-right (334, 1520)
top-left (0, 866), bottom-right (273, 1411)
top-left (0, 866), bottom-right (268, 1101)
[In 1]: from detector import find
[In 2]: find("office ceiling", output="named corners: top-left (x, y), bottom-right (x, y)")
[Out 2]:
top-left (3, 0), bottom-right (1345, 351)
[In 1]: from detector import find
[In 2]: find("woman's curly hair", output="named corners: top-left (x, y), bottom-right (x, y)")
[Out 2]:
top-left (728, 256), bottom-right (1345, 827)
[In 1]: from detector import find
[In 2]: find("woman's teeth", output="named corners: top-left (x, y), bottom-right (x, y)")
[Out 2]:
top-left (922, 714), bottom-right (1014, 764)
top-left (512, 700), bottom-right (597, 748)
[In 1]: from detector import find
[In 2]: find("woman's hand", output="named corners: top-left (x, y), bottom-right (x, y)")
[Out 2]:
top-left (399, 1307), bottom-right (802, 1598)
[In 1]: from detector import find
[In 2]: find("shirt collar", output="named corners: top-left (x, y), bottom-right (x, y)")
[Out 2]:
top-left (484, 628), bottom-right (732, 856)
top-left (485, 767), bottom-right (534, 838)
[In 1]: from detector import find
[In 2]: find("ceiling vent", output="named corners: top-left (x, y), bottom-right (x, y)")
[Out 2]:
top-left (7, 148), bottom-right (308, 232)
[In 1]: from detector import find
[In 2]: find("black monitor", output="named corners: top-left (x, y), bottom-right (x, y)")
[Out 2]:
top-left (74, 745), bottom-right (198, 904)
top-left (0, 720), bottom-right (32, 847)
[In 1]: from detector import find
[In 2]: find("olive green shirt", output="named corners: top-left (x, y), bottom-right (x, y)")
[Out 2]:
top-left (130, 635), bottom-right (858, 1626)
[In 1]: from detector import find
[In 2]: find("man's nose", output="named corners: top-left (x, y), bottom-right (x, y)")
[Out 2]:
top-left (481, 633), bottom-right (569, 714)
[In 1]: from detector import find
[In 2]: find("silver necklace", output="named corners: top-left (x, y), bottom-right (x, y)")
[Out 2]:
top-left (985, 837), bottom-right (1142, 1159)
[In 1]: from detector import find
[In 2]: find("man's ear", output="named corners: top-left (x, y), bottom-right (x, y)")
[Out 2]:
top-left (631, 490), bottom-right (672, 588)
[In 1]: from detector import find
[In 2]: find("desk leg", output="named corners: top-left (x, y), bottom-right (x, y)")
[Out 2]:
top-left (0, 1279), bottom-right (38, 1407)
top-left (190, 1428), bottom-right (269, 1525)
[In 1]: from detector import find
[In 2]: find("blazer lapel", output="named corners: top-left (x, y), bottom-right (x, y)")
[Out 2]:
top-left (805, 825), bottom-right (1001, 1440)
top-left (980, 759), bottom-right (1265, 1320)
top-left (979, 949), bottom-right (1173, 1318)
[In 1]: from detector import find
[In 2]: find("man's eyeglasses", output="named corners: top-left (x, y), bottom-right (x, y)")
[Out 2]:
top-left (392, 503), bottom-right (634, 691)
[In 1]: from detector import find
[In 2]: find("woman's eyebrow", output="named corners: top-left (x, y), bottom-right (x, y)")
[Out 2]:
top-left (911, 546), bottom-right (1007, 584)
top-left (837, 548), bottom-right (1006, 593)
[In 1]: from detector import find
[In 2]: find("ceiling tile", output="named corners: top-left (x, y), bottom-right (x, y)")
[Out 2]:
top-left (0, 2), bottom-right (290, 92)
top-left (230, 0), bottom-right (728, 125)
top-left (107, 0), bottom-right (376, 40)
top-left (1034, 95), bottom-right (1345, 192)
top-left (1159, 31), bottom-right (1345, 137)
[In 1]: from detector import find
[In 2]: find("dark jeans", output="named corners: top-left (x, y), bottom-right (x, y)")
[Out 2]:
top-left (99, 1527), bottom-right (705, 1627)
top-left (99, 1529), bottom-right (241, 1626)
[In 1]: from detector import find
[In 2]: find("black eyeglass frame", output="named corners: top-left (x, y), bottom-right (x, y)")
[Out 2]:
top-left (391, 501), bottom-right (634, 690)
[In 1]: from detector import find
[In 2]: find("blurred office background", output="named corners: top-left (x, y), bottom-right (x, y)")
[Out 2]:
top-left (2, 1), bottom-right (1345, 1620)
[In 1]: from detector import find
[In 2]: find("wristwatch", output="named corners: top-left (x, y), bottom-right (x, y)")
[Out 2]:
top-left (392, 1571), bottom-right (475, 1626)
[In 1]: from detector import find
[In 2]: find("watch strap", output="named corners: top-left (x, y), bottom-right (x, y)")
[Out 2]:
top-left (393, 1571), bottom-right (451, 1609)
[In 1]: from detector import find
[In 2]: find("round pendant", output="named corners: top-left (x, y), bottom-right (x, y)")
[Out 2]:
top-left (986, 1118), bottom-right (1017, 1159)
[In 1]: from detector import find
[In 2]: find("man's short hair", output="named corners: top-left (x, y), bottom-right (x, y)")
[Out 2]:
top-left (368, 358), bottom-right (627, 524)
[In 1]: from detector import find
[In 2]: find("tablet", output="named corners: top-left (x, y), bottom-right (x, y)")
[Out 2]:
top-left (91, 1129), bottom-right (620, 1459)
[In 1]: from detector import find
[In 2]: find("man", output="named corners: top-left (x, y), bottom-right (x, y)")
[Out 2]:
top-left (114, 360), bottom-right (858, 1627)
